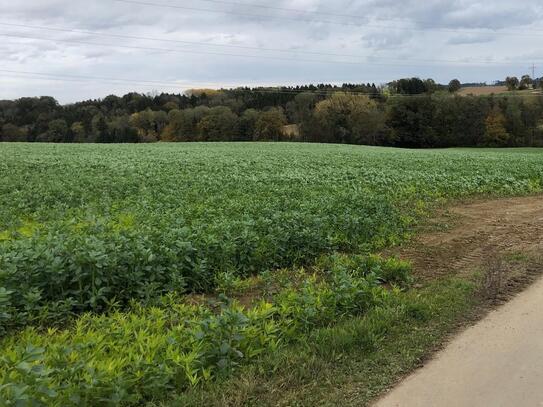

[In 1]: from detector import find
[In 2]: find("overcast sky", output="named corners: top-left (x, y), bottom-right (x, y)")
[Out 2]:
top-left (2, 0), bottom-right (543, 103)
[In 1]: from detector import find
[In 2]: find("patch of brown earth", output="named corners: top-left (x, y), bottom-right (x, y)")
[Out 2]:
top-left (375, 195), bottom-right (543, 407)
top-left (374, 195), bottom-right (543, 407)
top-left (388, 196), bottom-right (543, 299)
top-left (457, 86), bottom-right (508, 96)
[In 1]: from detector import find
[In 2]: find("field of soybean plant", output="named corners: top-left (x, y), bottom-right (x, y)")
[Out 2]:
top-left (1, 142), bottom-right (542, 405)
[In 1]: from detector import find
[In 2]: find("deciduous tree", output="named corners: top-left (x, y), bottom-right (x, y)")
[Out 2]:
top-left (448, 79), bottom-right (462, 93)
top-left (70, 122), bottom-right (86, 143)
top-left (519, 75), bottom-right (533, 90)
top-left (505, 76), bottom-right (520, 91)
top-left (254, 108), bottom-right (286, 141)
top-left (314, 92), bottom-right (386, 145)
top-left (196, 107), bottom-right (239, 141)
top-left (484, 107), bottom-right (510, 146)
top-left (1, 123), bottom-right (28, 142)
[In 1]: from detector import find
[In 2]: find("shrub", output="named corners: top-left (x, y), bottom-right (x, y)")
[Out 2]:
top-left (0, 256), bottom-right (407, 405)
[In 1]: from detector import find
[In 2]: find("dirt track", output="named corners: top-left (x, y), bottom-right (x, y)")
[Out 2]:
top-left (375, 195), bottom-right (543, 406)
top-left (391, 196), bottom-right (543, 296)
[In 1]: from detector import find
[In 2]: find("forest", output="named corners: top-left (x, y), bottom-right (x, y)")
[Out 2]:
top-left (1, 77), bottom-right (543, 148)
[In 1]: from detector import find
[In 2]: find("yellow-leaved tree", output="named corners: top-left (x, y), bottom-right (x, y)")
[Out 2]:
top-left (484, 107), bottom-right (510, 146)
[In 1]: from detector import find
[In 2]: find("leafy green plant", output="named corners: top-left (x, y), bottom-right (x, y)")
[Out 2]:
top-left (0, 144), bottom-right (541, 329)
top-left (0, 143), bottom-right (541, 404)
top-left (0, 288), bottom-right (13, 335)
top-left (0, 255), bottom-right (402, 405)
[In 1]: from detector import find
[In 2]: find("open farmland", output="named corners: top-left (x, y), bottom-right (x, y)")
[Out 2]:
top-left (458, 85), bottom-right (543, 97)
top-left (1, 143), bottom-right (543, 405)
top-left (457, 85), bottom-right (508, 96)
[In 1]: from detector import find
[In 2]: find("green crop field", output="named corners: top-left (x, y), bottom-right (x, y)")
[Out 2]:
top-left (1, 142), bottom-right (542, 405)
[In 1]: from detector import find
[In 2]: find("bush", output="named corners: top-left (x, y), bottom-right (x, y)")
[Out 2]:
top-left (0, 256), bottom-right (407, 405)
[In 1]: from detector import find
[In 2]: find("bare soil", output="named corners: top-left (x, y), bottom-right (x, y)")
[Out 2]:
top-left (375, 195), bottom-right (543, 406)
top-left (388, 195), bottom-right (543, 301)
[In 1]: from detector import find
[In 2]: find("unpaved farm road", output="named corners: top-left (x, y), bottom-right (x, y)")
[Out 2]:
top-left (375, 195), bottom-right (543, 407)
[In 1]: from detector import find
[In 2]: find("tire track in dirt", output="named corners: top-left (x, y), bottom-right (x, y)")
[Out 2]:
top-left (387, 196), bottom-right (543, 291)
top-left (375, 195), bottom-right (543, 407)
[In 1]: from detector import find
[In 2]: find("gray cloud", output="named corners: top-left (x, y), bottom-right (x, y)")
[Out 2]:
top-left (360, 0), bottom-right (541, 29)
top-left (1, 0), bottom-right (543, 103)
top-left (360, 30), bottom-right (414, 49)
top-left (447, 33), bottom-right (495, 45)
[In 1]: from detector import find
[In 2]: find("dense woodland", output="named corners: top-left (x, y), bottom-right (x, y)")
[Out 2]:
top-left (1, 77), bottom-right (543, 148)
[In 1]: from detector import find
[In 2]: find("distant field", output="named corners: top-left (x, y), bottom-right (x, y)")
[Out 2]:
top-left (458, 86), bottom-right (543, 97)
top-left (1, 143), bottom-right (543, 405)
top-left (458, 86), bottom-right (508, 96)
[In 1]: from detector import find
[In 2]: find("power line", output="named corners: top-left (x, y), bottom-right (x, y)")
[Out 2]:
top-left (2, 22), bottom-right (530, 65)
top-left (1, 32), bottom-right (535, 69)
top-left (3, 22), bottom-right (541, 66)
top-left (0, 69), bottom-right (387, 96)
top-left (2, 69), bottom-right (542, 99)
top-left (0, 69), bottom-right (402, 97)
top-left (0, 69), bottom-right (197, 88)
top-left (192, 0), bottom-right (375, 20)
top-left (192, 0), bottom-right (543, 35)
top-left (0, 21), bottom-right (374, 60)
top-left (112, 0), bottom-right (543, 38)
top-left (0, 72), bottom-right (169, 88)
top-left (0, 32), bottom-right (385, 66)
top-left (112, 0), bottom-right (377, 29)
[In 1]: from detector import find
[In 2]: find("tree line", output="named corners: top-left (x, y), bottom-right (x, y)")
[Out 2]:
top-left (1, 78), bottom-right (542, 148)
